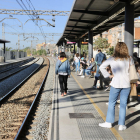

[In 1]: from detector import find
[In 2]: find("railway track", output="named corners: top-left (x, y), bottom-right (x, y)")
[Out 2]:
top-left (0, 57), bottom-right (39, 81)
top-left (0, 57), bottom-right (50, 140)
top-left (0, 57), bottom-right (34, 74)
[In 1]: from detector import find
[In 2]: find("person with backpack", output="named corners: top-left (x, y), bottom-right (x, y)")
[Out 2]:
top-left (55, 52), bottom-right (71, 97)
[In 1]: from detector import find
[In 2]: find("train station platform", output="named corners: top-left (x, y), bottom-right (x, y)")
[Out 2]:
top-left (49, 72), bottom-right (140, 140)
top-left (0, 57), bottom-right (34, 71)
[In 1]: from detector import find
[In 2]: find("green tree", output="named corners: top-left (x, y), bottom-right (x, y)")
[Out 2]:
top-left (2, 47), bottom-right (12, 51)
top-left (94, 37), bottom-right (110, 49)
top-left (106, 47), bottom-right (114, 55)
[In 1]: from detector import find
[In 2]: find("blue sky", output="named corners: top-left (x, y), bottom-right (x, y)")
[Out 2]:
top-left (0, 0), bottom-right (74, 49)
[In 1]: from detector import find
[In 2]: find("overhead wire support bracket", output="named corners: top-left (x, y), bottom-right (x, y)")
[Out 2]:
top-left (24, 18), bottom-right (55, 27)
top-left (0, 17), bottom-right (23, 29)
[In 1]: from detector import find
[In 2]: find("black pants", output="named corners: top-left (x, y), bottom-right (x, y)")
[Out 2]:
top-left (59, 75), bottom-right (68, 94)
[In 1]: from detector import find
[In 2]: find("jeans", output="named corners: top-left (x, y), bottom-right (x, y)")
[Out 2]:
top-left (106, 86), bottom-right (131, 125)
top-left (85, 69), bottom-right (91, 75)
top-left (83, 69), bottom-right (85, 76)
top-left (59, 75), bottom-right (68, 94)
top-left (96, 65), bottom-right (100, 75)
top-left (76, 62), bottom-right (80, 72)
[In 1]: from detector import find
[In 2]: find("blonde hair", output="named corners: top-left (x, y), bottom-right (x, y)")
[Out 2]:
top-left (113, 42), bottom-right (130, 60)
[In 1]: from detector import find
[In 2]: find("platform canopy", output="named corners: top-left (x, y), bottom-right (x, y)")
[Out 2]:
top-left (0, 39), bottom-right (10, 44)
top-left (57, 0), bottom-right (140, 45)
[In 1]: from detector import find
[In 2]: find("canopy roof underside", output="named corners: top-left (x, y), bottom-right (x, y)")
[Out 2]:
top-left (57, 0), bottom-right (140, 45)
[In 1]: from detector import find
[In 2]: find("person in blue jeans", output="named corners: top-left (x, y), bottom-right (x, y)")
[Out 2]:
top-left (74, 53), bottom-right (80, 74)
top-left (99, 42), bottom-right (134, 131)
top-left (85, 58), bottom-right (96, 76)
top-left (95, 49), bottom-right (106, 75)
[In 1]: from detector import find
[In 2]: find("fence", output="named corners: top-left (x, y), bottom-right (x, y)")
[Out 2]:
top-left (0, 50), bottom-right (27, 60)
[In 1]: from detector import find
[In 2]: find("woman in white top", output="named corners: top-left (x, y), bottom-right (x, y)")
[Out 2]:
top-left (74, 53), bottom-right (80, 73)
top-left (99, 42), bottom-right (134, 131)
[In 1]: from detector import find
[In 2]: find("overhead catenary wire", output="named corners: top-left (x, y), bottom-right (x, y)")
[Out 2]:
top-left (16, 0), bottom-right (46, 42)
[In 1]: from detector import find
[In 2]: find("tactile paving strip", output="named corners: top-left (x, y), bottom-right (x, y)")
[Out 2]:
top-left (68, 77), bottom-right (117, 140)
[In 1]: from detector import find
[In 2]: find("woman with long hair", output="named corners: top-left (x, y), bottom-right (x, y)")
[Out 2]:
top-left (99, 42), bottom-right (134, 131)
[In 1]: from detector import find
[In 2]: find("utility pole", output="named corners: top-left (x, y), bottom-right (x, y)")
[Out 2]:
top-left (31, 40), bottom-right (33, 56)
top-left (2, 23), bottom-right (5, 40)
top-left (18, 34), bottom-right (20, 51)
top-left (2, 23), bottom-right (5, 49)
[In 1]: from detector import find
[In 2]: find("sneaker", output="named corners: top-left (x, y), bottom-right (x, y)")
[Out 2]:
top-left (118, 125), bottom-right (126, 131)
top-left (99, 122), bottom-right (112, 128)
top-left (118, 105), bottom-right (128, 109)
top-left (93, 85), bottom-right (96, 89)
top-left (106, 102), bottom-right (109, 105)
top-left (81, 76), bottom-right (85, 78)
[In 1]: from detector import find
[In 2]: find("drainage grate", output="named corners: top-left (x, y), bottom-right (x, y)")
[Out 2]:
top-left (69, 113), bottom-right (94, 118)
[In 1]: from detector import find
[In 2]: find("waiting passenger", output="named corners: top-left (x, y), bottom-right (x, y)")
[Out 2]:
top-left (80, 56), bottom-right (87, 78)
top-left (74, 53), bottom-right (80, 74)
top-left (85, 58), bottom-right (96, 76)
top-left (55, 52), bottom-right (71, 97)
top-left (99, 42), bottom-right (134, 131)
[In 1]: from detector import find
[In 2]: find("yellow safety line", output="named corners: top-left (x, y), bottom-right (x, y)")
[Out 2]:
top-left (71, 73), bottom-right (123, 140)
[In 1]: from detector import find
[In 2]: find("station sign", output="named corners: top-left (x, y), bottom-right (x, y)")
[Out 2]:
top-left (67, 42), bottom-right (76, 44)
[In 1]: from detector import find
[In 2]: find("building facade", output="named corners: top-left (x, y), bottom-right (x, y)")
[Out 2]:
top-left (93, 19), bottom-right (140, 47)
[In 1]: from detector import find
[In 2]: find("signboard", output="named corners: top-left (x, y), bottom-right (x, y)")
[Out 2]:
top-left (67, 42), bottom-right (76, 44)
top-left (82, 42), bottom-right (88, 45)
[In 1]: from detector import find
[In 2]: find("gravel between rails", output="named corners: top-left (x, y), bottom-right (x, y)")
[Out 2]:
top-left (24, 57), bottom-right (55, 140)
top-left (0, 57), bottom-right (39, 81)
top-left (0, 57), bottom-right (42, 99)
top-left (0, 57), bottom-right (49, 139)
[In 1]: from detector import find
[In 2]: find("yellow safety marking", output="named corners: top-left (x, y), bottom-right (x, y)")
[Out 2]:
top-left (71, 73), bottom-right (123, 140)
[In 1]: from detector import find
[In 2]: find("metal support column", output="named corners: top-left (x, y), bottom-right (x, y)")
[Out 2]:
top-left (58, 46), bottom-right (60, 54)
top-left (124, 2), bottom-right (134, 56)
top-left (4, 43), bottom-right (5, 62)
top-left (88, 29), bottom-right (93, 61)
top-left (63, 42), bottom-right (65, 52)
top-left (77, 40), bottom-right (81, 56)
top-left (61, 45), bottom-right (63, 52)
top-left (74, 44), bottom-right (75, 54)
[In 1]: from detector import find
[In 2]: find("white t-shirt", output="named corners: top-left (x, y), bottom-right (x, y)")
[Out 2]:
top-left (74, 57), bottom-right (80, 63)
top-left (99, 57), bottom-right (134, 88)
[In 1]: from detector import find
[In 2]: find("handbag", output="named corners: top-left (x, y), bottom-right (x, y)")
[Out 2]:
top-left (130, 83), bottom-right (137, 96)
top-left (129, 58), bottom-right (138, 83)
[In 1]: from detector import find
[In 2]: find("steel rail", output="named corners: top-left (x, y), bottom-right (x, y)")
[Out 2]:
top-left (0, 58), bottom-right (39, 81)
top-left (0, 57), bottom-right (43, 104)
top-left (14, 57), bottom-right (50, 140)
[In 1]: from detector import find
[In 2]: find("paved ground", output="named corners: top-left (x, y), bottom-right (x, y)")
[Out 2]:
top-left (49, 71), bottom-right (140, 140)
